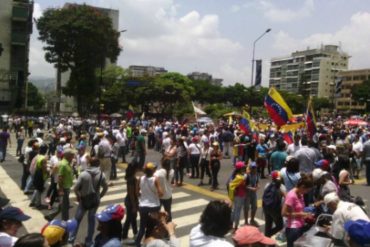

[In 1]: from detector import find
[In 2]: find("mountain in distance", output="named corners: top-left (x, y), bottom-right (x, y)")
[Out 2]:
top-left (29, 76), bottom-right (56, 94)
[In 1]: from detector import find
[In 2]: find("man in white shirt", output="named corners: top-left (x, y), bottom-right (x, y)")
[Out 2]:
top-left (162, 133), bottom-right (171, 154)
top-left (286, 134), bottom-right (301, 155)
top-left (324, 192), bottom-right (369, 241)
top-left (98, 133), bottom-right (112, 185)
top-left (352, 135), bottom-right (363, 179)
top-left (116, 126), bottom-right (127, 163)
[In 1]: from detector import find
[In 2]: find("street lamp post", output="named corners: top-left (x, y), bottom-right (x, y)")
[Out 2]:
top-left (250, 28), bottom-right (271, 87)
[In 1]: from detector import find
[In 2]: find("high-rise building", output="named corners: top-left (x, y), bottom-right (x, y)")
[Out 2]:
top-left (269, 45), bottom-right (349, 98)
top-left (0, 0), bottom-right (33, 112)
top-left (59, 4), bottom-right (119, 113)
top-left (128, 65), bottom-right (168, 78)
top-left (335, 69), bottom-right (370, 112)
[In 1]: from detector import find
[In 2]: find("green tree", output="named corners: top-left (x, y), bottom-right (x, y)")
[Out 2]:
top-left (312, 97), bottom-right (333, 110)
top-left (27, 82), bottom-right (45, 109)
top-left (352, 80), bottom-right (370, 111)
top-left (37, 4), bottom-right (121, 114)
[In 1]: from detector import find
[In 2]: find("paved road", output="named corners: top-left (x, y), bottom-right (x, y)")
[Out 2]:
top-left (1, 132), bottom-right (370, 246)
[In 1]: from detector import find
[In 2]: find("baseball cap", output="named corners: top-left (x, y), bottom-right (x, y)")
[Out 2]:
top-left (344, 220), bottom-right (370, 246)
top-left (0, 206), bottom-right (31, 221)
top-left (63, 148), bottom-right (76, 155)
top-left (233, 225), bottom-right (275, 245)
top-left (271, 171), bottom-right (281, 180)
top-left (324, 192), bottom-right (339, 205)
top-left (312, 168), bottom-right (327, 182)
top-left (250, 162), bottom-right (257, 168)
top-left (235, 161), bottom-right (245, 170)
top-left (315, 159), bottom-right (330, 170)
top-left (96, 204), bottom-right (125, 222)
top-left (41, 219), bottom-right (77, 245)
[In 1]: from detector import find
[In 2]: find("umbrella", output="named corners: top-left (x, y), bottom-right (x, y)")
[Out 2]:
top-left (110, 113), bottom-right (122, 118)
top-left (343, 119), bottom-right (368, 126)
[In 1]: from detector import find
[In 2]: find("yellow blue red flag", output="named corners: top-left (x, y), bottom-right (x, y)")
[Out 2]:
top-left (306, 98), bottom-right (317, 139)
top-left (264, 87), bottom-right (293, 126)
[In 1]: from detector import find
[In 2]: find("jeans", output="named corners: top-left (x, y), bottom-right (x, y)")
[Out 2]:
top-left (199, 159), bottom-right (211, 182)
top-left (24, 175), bottom-right (33, 193)
top-left (118, 146), bottom-right (126, 163)
top-left (21, 165), bottom-right (30, 190)
top-left (264, 208), bottom-right (284, 237)
top-left (286, 227), bottom-right (304, 247)
top-left (135, 206), bottom-right (160, 247)
top-left (244, 192), bottom-right (257, 221)
top-left (46, 177), bottom-right (58, 206)
top-left (210, 160), bottom-right (220, 189)
top-left (16, 139), bottom-right (24, 156)
top-left (232, 196), bottom-right (245, 227)
top-left (0, 145), bottom-right (6, 161)
top-left (61, 188), bottom-right (70, 221)
top-left (223, 142), bottom-right (231, 157)
top-left (110, 157), bottom-right (117, 179)
top-left (160, 198), bottom-right (172, 222)
top-left (190, 154), bottom-right (200, 178)
top-left (122, 197), bottom-right (138, 239)
top-left (31, 189), bottom-right (42, 207)
top-left (69, 204), bottom-right (97, 247)
top-left (175, 156), bottom-right (186, 184)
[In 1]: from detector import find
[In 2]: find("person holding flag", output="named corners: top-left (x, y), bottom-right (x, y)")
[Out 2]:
top-left (305, 98), bottom-right (317, 141)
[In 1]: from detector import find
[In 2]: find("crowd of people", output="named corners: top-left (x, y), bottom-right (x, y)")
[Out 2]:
top-left (0, 115), bottom-right (369, 246)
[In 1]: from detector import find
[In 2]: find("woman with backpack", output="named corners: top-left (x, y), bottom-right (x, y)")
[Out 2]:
top-left (227, 161), bottom-right (246, 232)
top-left (262, 171), bottom-right (285, 237)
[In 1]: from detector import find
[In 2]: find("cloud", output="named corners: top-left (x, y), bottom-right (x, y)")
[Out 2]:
top-left (272, 11), bottom-right (370, 69)
top-left (259, 0), bottom-right (314, 22)
top-left (33, 3), bottom-right (43, 19)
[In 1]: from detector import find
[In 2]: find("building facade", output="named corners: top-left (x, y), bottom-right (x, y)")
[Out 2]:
top-left (335, 69), bottom-right (370, 112)
top-left (0, 0), bottom-right (33, 112)
top-left (187, 72), bottom-right (223, 86)
top-left (269, 45), bottom-right (349, 98)
top-left (128, 65), bottom-right (167, 78)
top-left (59, 4), bottom-right (119, 113)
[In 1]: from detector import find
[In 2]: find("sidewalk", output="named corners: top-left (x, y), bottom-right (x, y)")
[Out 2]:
top-left (0, 154), bottom-right (47, 234)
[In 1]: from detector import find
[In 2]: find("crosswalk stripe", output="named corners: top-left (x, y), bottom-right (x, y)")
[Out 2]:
top-left (171, 199), bottom-right (209, 213)
top-left (174, 212), bottom-right (202, 228)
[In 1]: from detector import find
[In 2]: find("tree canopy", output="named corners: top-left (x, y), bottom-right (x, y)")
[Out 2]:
top-left (37, 4), bottom-right (121, 114)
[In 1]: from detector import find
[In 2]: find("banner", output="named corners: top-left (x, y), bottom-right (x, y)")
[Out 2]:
top-left (192, 101), bottom-right (206, 115)
top-left (255, 59), bottom-right (262, 87)
top-left (279, 122), bottom-right (305, 133)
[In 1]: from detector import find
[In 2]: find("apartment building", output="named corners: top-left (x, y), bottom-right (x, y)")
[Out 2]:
top-left (269, 45), bottom-right (349, 98)
top-left (0, 0), bottom-right (33, 112)
top-left (128, 65), bottom-right (168, 78)
top-left (335, 69), bottom-right (370, 112)
top-left (187, 72), bottom-right (223, 86)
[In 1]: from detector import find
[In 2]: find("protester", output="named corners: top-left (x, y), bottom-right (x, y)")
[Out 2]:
top-left (175, 138), bottom-right (187, 186)
top-left (188, 137), bottom-right (201, 178)
top-left (244, 162), bottom-right (259, 226)
top-left (282, 174), bottom-right (314, 247)
top-left (269, 140), bottom-right (287, 171)
top-left (142, 212), bottom-right (180, 247)
top-left (69, 157), bottom-right (108, 247)
top-left (0, 207), bottom-right (31, 247)
top-left (263, 171), bottom-right (285, 237)
top-left (255, 138), bottom-right (268, 178)
top-left (324, 192), bottom-right (369, 242)
top-left (94, 204), bottom-right (124, 247)
top-left (154, 159), bottom-right (174, 222)
top-left (29, 154), bottom-right (48, 209)
top-left (97, 132), bottom-right (113, 186)
top-left (133, 128), bottom-right (147, 170)
top-left (58, 148), bottom-right (76, 221)
top-left (15, 127), bottom-right (25, 157)
top-left (198, 141), bottom-right (212, 186)
top-left (228, 161), bottom-right (246, 231)
top-left (189, 200), bottom-right (233, 247)
top-left (209, 142), bottom-right (222, 191)
top-left (280, 156), bottom-right (301, 192)
top-left (122, 161), bottom-right (139, 240)
top-left (0, 127), bottom-right (11, 162)
top-left (136, 162), bottom-right (163, 247)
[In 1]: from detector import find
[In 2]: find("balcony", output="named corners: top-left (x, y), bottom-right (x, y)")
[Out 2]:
top-left (12, 6), bottom-right (29, 21)
top-left (11, 32), bottom-right (28, 45)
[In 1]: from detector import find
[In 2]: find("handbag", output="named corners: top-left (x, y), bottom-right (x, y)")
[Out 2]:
top-left (81, 172), bottom-right (103, 210)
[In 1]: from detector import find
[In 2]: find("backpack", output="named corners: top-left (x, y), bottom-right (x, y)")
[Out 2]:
top-left (262, 182), bottom-right (281, 210)
top-left (80, 172), bottom-right (103, 210)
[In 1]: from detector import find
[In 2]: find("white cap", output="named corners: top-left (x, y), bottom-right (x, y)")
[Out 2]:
top-left (324, 192), bottom-right (339, 205)
top-left (312, 168), bottom-right (327, 182)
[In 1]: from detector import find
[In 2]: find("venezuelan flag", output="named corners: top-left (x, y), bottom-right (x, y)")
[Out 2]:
top-left (306, 99), bottom-right (317, 140)
top-left (264, 87), bottom-right (293, 126)
top-left (282, 132), bottom-right (293, 144)
top-left (239, 117), bottom-right (251, 134)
